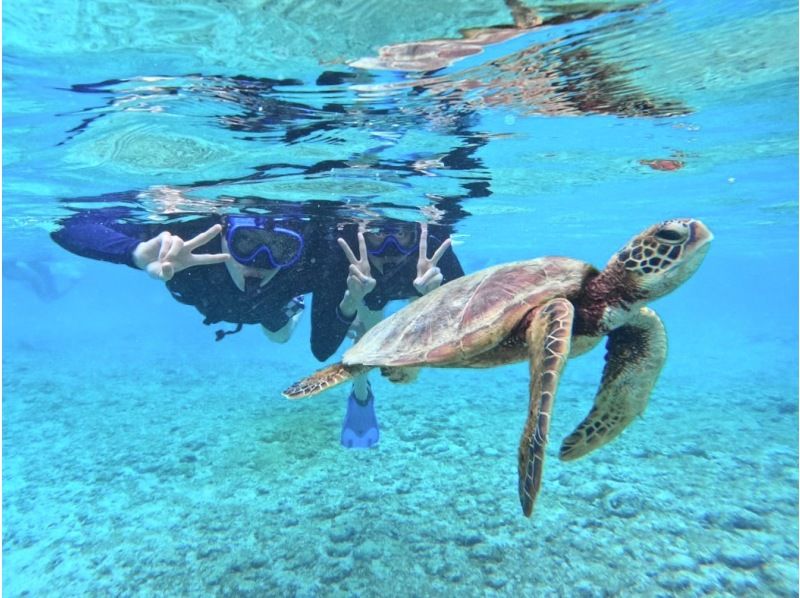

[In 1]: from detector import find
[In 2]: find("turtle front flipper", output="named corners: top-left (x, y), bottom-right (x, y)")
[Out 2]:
top-left (518, 297), bottom-right (574, 517)
top-left (559, 307), bottom-right (667, 461)
top-left (283, 363), bottom-right (371, 399)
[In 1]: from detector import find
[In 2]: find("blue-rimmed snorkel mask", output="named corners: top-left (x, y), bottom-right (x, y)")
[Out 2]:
top-left (224, 215), bottom-right (304, 269)
top-left (364, 224), bottom-right (420, 258)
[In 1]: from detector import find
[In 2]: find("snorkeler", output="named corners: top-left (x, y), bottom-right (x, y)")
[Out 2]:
top-left (334, 221), bottom-right (461, 448)
top-left (50, 207), bottom-right (338, 347)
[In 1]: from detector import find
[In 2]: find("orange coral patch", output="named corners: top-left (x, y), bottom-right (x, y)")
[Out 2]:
top-left (639, 159), bottom-right (684, 171)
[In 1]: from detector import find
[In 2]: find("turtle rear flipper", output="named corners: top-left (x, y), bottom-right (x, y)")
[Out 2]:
top-left (559, 307), bottom-right (667, 461)
top-left (518, 298), bottom-right (574, 517)
top-left (283, 363), bottom-right (371, 399)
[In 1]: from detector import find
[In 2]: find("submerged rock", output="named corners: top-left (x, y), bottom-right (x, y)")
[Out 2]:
top-left (718, 545), bottom-right (766, 569)
top-left (603, 488), bottom-right (643, 518)
top-left (720, 508), bottom-right (767, 531)
top-left (662, 554), bottom-right (698, 571)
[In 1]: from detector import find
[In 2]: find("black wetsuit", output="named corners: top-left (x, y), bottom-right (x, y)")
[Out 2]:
top-left (51, 208), bottom-right (464, 361)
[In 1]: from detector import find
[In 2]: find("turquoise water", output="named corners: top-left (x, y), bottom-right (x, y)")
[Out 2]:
top-left (3, 0), bottom-right (798, 595)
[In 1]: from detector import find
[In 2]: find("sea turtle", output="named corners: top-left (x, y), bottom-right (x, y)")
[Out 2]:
top-left (284, 218), bottom-right (713, 517)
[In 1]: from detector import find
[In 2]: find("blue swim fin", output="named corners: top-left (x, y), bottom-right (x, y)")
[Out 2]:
top-left (341, 384), bottom-right (379, 449)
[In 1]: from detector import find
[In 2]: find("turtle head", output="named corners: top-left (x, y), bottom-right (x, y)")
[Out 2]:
top-left (610, 218), bottom-right (713, 300)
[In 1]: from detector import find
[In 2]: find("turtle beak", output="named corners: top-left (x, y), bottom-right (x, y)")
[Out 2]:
top-left (689, 219), bottom-right (713, 246)
top-left (658, 219), bottom-right (712, 291)
top-left (685, 220), bottom-right (713, 266)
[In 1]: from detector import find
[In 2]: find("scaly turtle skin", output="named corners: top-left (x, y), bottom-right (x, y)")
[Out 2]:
top-left (285, 219), bottom-right (713, 517)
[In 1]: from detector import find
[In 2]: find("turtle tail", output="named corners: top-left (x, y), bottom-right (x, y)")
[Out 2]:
top-left (283, 363), bottom-right (371, 399)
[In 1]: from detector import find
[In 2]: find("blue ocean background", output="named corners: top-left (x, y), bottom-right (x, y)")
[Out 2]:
top-left (3, 0), bottom-right (798, 595)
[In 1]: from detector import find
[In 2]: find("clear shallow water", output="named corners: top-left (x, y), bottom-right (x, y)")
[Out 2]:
top-left (3, 0), bottom-right (798, 596)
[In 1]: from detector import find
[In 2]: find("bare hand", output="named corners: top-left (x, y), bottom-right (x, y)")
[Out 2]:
top-left (133, 224), bottom-right (230, 281)
top-left (337, 232), bottom-right (377, 314)
top-left (414, 223), bottom-right (451, 295)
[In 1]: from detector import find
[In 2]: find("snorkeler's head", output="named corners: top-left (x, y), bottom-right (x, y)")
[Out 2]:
top-left (363, 223), bottom-right (419, 259)
top-left (224, 215), bottom-right (304, 270)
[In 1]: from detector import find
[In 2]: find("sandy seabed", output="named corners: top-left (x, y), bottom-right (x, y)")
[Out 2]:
top-left (3, 335), bottom-right (797, 598)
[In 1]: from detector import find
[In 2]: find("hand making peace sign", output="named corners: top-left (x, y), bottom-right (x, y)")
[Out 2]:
top-left (337, 231), bottom-right (377, 306)
top-left (132, 224), bottom-right (231, 281)
top-left (413, 222), bottom-right (452, 295)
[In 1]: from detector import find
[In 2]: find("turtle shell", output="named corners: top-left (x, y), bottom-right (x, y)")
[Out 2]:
top-left (343, 257), bottom-right (593, 367)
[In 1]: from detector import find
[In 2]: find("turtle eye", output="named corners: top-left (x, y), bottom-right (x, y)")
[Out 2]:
top-left (654, 227), bottom-right (686, 244)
